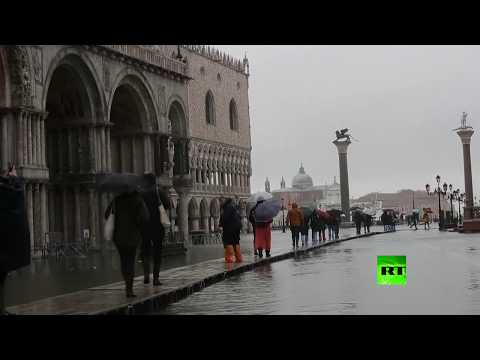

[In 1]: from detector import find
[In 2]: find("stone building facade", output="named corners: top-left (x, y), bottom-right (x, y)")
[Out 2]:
top-left (0, 45), bottom-right (252, 255)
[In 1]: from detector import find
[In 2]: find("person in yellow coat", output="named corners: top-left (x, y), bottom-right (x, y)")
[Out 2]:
top-left (219, 198), bottom-right (243, 263)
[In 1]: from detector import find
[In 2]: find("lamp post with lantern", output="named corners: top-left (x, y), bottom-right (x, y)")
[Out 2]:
top-left (426, 175), bottom-right (448, 230)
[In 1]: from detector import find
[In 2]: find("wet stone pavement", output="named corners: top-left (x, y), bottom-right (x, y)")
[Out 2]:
top-left (158, 226), bottom-right (480, 315)
top-left (6, 226), bottom-right (371, 315)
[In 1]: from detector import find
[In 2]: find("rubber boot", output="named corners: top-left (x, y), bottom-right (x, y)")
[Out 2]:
top-left (234, 244), bottom-right (243, 263)
top-left (143, 255), bottom-right (151, 284)
top-left (224, 245), bottom-right (235, 263)
top-left (258, 248), bottom-right (263, 258)
top-left (153, 261), bottom-right (162, 286)
top-left (126, 276), bottom-right (136, 298)
top-left (266, 249), bottom-right (271, 258)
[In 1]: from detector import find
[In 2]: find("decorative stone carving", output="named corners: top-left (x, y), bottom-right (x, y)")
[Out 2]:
top-left (32, 47), bottom-right (43, 83)
top-left (7, 46), bottom-right (33, 107)
top-left (168, 137), bottom-right (175, 177)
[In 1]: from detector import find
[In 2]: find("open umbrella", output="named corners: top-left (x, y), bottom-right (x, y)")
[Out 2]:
top-left (316, 209), bottom-right (330, 220)
top-left (254, 198), bottom-right (282, 223)
top-left (247, 191), bottom-right (273, 205)
top-left (300, 206), bottom-right (314, 219)
top-left (97, 173), bottom-right (142, 193)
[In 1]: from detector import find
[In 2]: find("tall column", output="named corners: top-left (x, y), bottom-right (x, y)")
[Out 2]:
top-left (40, 184), bottom-right (48, 246)
top-left (62, 188), bottom-right (69, 243)
top-left (105, 126), bottom-right (111, 172)
top-left (67, 129), bottom-right (74, 173)
top-left (33, 116), bottom-right (39, 165)
top-left (74, 187), bottom-right (81, 243)
top-left (22, 112), bottom-right (28, 165)
top-left (88, 189), bottom-right (97, 249)
top-left (333, 139), bottom-right (352, 222)
top-left (132, 136), bottom-right (137, 174)
top-left (456, 123), bottom-right (475, 220)
top-left (48, 186), bottom-right (56, 233)
top-left (88, 127), bottom-right (96, 173)
top-left (177, 191), bottom-right (191, 244)
top-left (26, 184), bottom-right (34, 252)
top-left (16, 112), bottom-right (24, 166)
top-left (143, 135), bottom-right (149, 173)
top-left (1, 114), bottom-right (7, 168)
top-left (100, 126), bottom-right (106, 172)
top-left (27, 113), bottom-right (32, 165)
top-left (40, 116), bottom-right (46, 166)
top-left (34, 184), bottom-right (42, 250)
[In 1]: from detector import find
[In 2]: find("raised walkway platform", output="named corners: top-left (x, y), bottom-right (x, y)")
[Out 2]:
top-left (8, 231), bottom-right (386, 315)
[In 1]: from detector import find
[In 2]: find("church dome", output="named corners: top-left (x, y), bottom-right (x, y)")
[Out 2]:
top-left (292, 164), bottom-right (314, 189)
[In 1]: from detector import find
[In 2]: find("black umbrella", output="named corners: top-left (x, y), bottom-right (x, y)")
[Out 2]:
top-left (96, 173), bottom-right (143, 193)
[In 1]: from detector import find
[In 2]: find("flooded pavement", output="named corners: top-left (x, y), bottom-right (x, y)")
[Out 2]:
top-left (158, 228), bottom-right (480, 314)
top-left (5, 227), bottom-right (364, 308)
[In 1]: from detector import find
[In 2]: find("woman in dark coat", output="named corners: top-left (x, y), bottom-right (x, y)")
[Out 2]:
top-left (105, 186), bottom-right (149, 298)
top-left (219, 198), bottom-right (243, 263)
top-left (140, 174), bottom-right (171, 286)
top-left (0, 166), bottom-right (30, 315)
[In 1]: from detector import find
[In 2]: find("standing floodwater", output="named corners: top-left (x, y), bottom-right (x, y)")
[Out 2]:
top-left (158, 230), bottom-right (480, 314)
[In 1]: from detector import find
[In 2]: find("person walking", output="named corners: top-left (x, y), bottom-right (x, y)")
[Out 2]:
top-left (140, 174), bottom-right (170, 286)
top-left (363, 213), bottom-right (373, 234)
top-left (353, 210), bottom-right (363, 235)
top-left (310, 211), bottom-right (320, 244)
top-left (0, 165), bottom-right (30, 315)
top-left (105, 185), bottom-right (150, 298)
top-left (248, 200), bottom-right (263, 256)
top-left (300, 212), bottom-right (310, 247)
top-left (423, 212), bottom-right (430, 230)
top-left (219, 198), bottom-right (243, 263)
top-left (286, 202), bottom-right (304, 249)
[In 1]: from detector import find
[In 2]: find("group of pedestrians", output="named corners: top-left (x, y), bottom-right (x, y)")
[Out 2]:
top-left (381, 210), bottom-right (397, 232)
top-left (286, 203), bottom-right (340, 248)
top-left (352, 211), bottom-right (373, 235)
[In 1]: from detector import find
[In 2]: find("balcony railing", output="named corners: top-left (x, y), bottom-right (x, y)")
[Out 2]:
top-left (99, 45), bottom-right (189, 77)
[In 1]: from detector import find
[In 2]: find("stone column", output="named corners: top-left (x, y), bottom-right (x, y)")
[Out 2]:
top-left (100, 126), bottom-right (106, 172)
top-left (143, 135), bottom-right (150, 173)
top-left (34, 184), bottom-right (41, 250)
top-left (33, 116), bottom-right (39, 165)
top-left (88, 127), bottom-right (96, 173)
top-left (333, 139), bottom-right (352, 222)
top-left (177, 191), bottom-right (191, 244)
top-left (26, 184), bottom-right (34, 252)
top-left (105, 126), bottom-right (111, 172)
top-left (40, 115), bottom-right (46, 166)
top-left (16, 111), bottom-right (24, 166)
top-left (88, 188), bottom-right (97, 249)
top-left (48, 186), bottom-right (56, 233)
top-left (456, 126), bottom-right (475, 220)
top-left (40, 184), bottom-right (48, 247)
top-left (67, 129), bottom-right (74, 173)
top-left (1, 113), bottom-right (8, 169)
top-left (22, 112), bottom-right (28, 165)
top-left (27, 113), bottom-right (33, 165)
top-left (62, 188), bottom-right (69, 243)
top-left (74, 187), bottom-right (81, 242)
top-left (132, 136), bottom-right (137, 174)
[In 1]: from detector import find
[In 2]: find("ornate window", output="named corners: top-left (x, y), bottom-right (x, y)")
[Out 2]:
top-left (229, 99), bottom-right (238, 131)
top-left (205, 90), bottom-right (215, 125)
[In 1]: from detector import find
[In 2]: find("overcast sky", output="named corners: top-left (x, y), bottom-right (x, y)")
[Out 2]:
top-left (216, 45), bottom-right (480, 199)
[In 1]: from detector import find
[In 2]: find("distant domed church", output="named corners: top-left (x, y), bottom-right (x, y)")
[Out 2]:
top-left (269, 164), bottom-right (341, 209)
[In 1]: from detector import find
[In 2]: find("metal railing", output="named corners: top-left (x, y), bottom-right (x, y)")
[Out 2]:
top-left (99, 45), bottom-right (189, 77)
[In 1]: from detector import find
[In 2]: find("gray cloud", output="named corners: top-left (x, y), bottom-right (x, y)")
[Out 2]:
top-left (216, 45), bottom-right (480, 199)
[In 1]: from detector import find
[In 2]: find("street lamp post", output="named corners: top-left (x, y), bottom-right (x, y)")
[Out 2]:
top-left (426, 175), bottom-right (447, 230)
top-left (281, 198), bottom-right (286, 233)
top-left (447, 184), bottom-right (454, 225)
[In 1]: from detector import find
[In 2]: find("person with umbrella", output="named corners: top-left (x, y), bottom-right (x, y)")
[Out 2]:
top-left (252, 197), bottom-right (281, 258)
top-left (103, 177), bottom-right (150, 298)
top-left (352, 209), bottom-right (363, 235)
top-left (138, 174), bottom-right (171, 286)
top-left (0, 165), bottom-right (30, 315)
top-left (247, 192), bottom-right (272, 256)
top-left (219, 198), bottom-right (243, 263)
top-left (287, 202), bottom-right (304, 248)
top-left (299, 206), bottom-right (313, 247)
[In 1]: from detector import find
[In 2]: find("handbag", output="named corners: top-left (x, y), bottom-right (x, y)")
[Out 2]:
top-left (104, 199), bottom-right (115, 242)
top-left (159, 203), bottom-right (171, 227)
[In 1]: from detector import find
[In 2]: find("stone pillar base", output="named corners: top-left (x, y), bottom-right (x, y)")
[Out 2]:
top-left (461, 219), bottom-right (480, 233)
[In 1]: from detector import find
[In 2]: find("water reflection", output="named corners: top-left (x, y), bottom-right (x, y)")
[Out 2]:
top-left (158, 230), bottom-right (480, 315)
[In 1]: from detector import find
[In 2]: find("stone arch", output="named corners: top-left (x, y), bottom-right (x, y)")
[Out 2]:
top-left (168, 99), bottom-right (188, 175)
top-left (205, 90), bottom-right (215, 125)
top-left (188, 197), bottom-right (199, 233)
top-left (209, 197), bottom-right (220, 232)
top-left (200, 198), bottom-right (209, 231)
top-left (43, 48), bottom-right (105, 121)
top-left (109, 71), bottom-right (158, 131)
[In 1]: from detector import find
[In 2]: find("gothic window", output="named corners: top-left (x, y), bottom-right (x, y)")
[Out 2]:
top-left (229, 99), bottom-right (238, 131)
top-left (205, 90), bottom-right (215, 125)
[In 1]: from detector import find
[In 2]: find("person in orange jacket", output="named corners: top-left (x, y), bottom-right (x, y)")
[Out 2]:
top-left (286, 203), bottom-right (304, 248)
